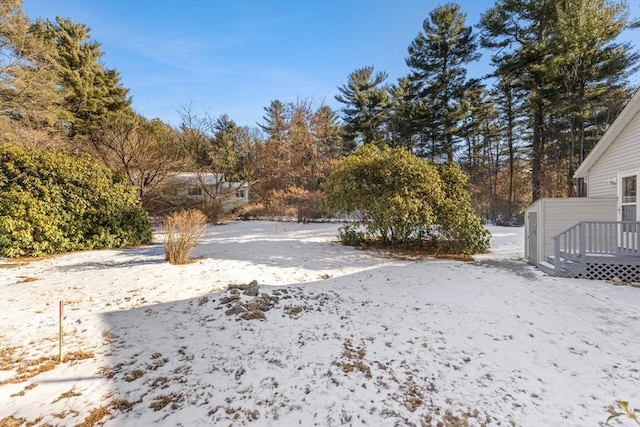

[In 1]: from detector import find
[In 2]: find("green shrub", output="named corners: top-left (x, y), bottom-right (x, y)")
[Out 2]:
top-left (0, 144), bottom-right (151, 257)
top-left (323, 145), bottom-right (489, 255)
top-left (337, 224), bottom-right (367, 246)
top-left (432, 163), bottom-right (490, 254)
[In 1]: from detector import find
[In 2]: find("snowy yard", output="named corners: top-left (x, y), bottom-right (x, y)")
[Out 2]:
top-left (1, 221), bottom-right (638, 426)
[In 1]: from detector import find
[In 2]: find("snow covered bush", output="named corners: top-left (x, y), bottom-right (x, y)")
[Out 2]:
top-left (0, 144), bottom-right (151, 257)
top-left (162, 209), bottom-right (207, 264)
top-left (323, 145), bottom-right (489, 254)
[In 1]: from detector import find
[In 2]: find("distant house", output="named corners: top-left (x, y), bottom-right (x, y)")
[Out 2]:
top-left (164, 172), bottom-right (249, 211)
top-left (524, 89), bottom-right (639, 281)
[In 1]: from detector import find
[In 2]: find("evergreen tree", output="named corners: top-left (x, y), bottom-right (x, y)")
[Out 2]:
top-left (406, 2), bottom-right (480, 162)
top-left (480, 0), bottom-right (558, 202)
top-left (492, 75), bottom-right (528, 215)
top-left (0, 0), bottom-right (63, 134)
top-left (387, 77), bottom-right (418, 150)
top-left (34, 17), bottom-right (131, 137)
top-left (310, 105), bottom-right (344, 158)
top-left (212, 114), bottom-right (240, 178)
top-left (335, 66), bottom-right (390, 149)
top-left (480, 0), bottom-right (638, 201)
top-left (256, 100), bottom-right (291, 202)
top-left (550, 0), bottom-right (638, 195)
top-left (259, 100), bottom-right (288, 142)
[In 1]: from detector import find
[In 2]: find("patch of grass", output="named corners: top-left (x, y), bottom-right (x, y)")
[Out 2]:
top-left (334, 339), bottom-right (372, 379)
top-left (77, 405), bottom-right (112, 427)
top-left (97, 365), bottom-right (115, 379)
top-left (52, 409), bottom-right (79, 419)
top-left (10, 382), bottom-right (37, 397)
top-left (112, 398), bottom-right (138, 413)
top-left (339, 359), bottom-right (372, 378)
top-left (284, 304), bottom-right (311, 318)
top-left (150, 392), bottom-right (183, 411)
top-left (1, 356), bottom-right (57, 385)
top-left (1, 350), bottom-right (95, 385)
top-left (52, 388), bottom-right (81, 403)
top-left (0, 416), bottom-right (26, 427)
top-left (400, 379), bottom-right (423, 412)
top-left (102, 330), bottom-right (114, 344)
top-left (246, 409), bottom-right (260, 420)
top-left (124, 369), bottom-right (144, 382)
top-left (150, 376), bottom-right (170, 389)
top-left (65, 351), bottom-right (94, 364)
top-left (0, 346), bottom-right (20, 370)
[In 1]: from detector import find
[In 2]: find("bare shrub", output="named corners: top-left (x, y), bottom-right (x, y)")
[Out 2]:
top-left (162, 209), bottom-right (207, 265)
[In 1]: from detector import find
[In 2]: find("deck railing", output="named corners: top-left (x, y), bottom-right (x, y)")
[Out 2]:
top-left (552, 221), bottom-right (640, 273)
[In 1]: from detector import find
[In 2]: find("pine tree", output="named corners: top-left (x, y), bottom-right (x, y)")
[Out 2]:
top-left (550, 0), bottom-right (638, 196)
top-left (259, 100), bottom-right (288, 143)
top-left (335, 66), bottom-right (390, 149)
top-left (0, 0), bottom-right (63, 135)
top-left (480, 0), bottom-right (638, 201)
top-left (406, 2), bottom-right (480, 163)
top-left (387, 77), bottom-right (418, 150)
top-left (212, 114), bottom-right (240, 178)
top-left (34, 17), bottom-right (131, 137)
top-left (310, 105), bottom-right (344, 158)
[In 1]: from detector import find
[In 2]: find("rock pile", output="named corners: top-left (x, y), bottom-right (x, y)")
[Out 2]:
top-left (221, 280), bottom-right (279, 321)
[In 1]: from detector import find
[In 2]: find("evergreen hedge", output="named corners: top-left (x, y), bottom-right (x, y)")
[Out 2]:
top-left (0, 144), bottom-right (152, 257)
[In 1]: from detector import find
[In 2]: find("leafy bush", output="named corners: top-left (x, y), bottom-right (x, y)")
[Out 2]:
top-left (432, 163), bottom-right (491, 254)
top-left (0, 144), bottom-right (151, 257)
top-left (323, 145), bottom-right (489, 254)
top-left (162, 209), bottom-right (207, 265)
top-left (337, 224), bottom-right (367, 246)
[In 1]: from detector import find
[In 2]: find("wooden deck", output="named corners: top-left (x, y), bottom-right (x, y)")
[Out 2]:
top-left (545, 221), bottom-right (640, 282)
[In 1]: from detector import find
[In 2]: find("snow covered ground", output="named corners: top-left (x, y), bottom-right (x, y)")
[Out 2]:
top-left (1, 221), bottom-right (638, 426)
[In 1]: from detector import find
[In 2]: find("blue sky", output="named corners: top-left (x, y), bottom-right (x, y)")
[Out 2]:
top-left (23, 0), bottom-right (640, 129)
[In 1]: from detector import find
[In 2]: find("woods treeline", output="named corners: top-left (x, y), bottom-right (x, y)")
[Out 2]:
top-left (1, 0), bottom-right (638, 223)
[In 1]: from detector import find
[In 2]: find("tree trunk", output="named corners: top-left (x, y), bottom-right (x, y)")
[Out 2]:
top-left (531, 99), bottom-right (544, 202)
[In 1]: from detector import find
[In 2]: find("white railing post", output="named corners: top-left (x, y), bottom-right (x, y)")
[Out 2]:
top-left (554, 236), bottom-right (561, 272)
top-left (579, 222), bottom-right (586, 256)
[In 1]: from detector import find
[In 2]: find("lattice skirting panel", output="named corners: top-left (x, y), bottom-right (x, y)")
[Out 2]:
top-left (556, 257), bottom-right (640, 282)
top-left (558, 262), bottom-right (586, 279)
top-left (584, 259), bottom-right (640, 282)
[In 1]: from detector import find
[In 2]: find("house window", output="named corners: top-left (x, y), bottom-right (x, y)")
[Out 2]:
top-left (621, 175), bottom-right (637, 232)
top-left (188, 186), bottom-right (202, 196)
top-left (235, 189), bottom-right (245, 199)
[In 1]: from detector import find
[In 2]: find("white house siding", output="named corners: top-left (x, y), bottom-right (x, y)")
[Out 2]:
top-left (526, 198), bottom-right (617, 263)
top-left (587, 109), bottom-right (640, 197)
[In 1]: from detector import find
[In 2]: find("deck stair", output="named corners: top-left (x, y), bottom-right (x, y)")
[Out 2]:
top-left (544, 221), bottom-right (640, 282)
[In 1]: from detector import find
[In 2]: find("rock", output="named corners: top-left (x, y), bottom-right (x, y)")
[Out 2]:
top-left (227, 284), bottom-right (238, 291)
top-left (220, 295), bottom-right (239, 305)
top-left (240, 310), bottom-right (266, 321)
top-left (245, 301), bottom-right (260, 311)
top-left (243, 280), bottom-right (259, 297)
top-left (225, 304), bottom-right (247, 316)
